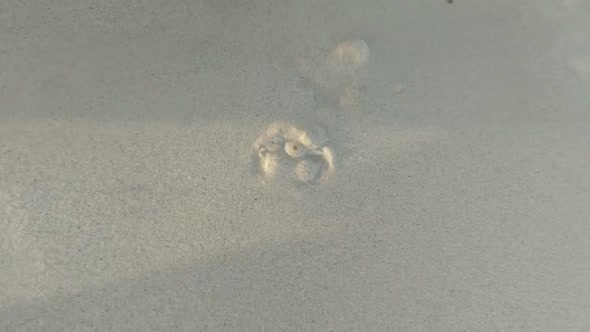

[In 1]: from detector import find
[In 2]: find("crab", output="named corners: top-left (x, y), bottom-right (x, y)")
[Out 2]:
top-left (253, 122), bottom-right (334, 184)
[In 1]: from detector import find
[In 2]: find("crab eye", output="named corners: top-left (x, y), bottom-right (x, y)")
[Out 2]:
top-left (284, 140), bottom-right (305, 158)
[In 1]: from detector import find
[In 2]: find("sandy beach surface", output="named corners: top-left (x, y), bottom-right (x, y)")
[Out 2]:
top-left (1, 0), bottom-right (590, 330)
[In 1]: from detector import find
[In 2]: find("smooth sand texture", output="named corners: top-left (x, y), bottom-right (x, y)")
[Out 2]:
top-left (1, 0), bottom-right (590, 330)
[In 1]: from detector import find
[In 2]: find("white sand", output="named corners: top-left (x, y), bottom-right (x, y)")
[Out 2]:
top-left (1, 0), bottom-right (590, 330)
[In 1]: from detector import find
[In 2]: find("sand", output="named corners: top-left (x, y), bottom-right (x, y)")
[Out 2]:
top-left (1, 0), bottom-right (590, 330)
